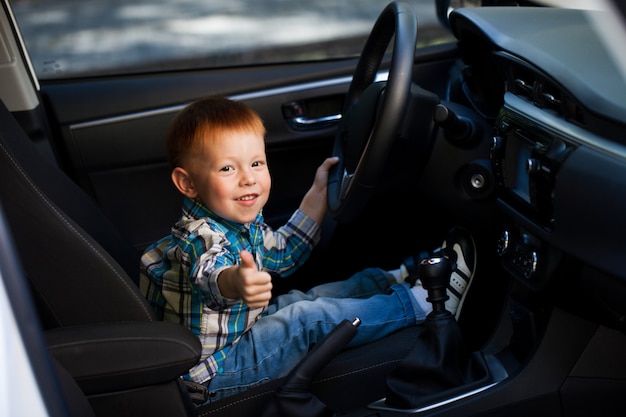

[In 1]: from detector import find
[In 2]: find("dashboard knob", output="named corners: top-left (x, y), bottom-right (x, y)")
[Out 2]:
top-left (491, 136), bottom-right (504, 158)
top-left (526, 157), bottom-right (541, 174)
top-left (497, 229), bottom-right (510, 256)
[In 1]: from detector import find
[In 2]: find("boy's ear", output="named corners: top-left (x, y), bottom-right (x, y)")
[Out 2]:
top-left (171, 167), bottom-right (198, 198)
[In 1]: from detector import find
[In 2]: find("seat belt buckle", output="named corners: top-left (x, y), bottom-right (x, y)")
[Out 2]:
top-left (182, 380), bottom-right (209, 404)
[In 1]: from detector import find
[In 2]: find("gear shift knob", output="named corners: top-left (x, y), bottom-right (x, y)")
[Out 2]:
top-left (418, 249), bottom-right (455, 316)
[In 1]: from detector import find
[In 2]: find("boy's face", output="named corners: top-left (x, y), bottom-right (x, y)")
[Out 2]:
top-left (182, 130), bottom-right (271, 224)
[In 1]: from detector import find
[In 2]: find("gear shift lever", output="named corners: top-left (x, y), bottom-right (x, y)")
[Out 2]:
top-left (383, 249), bottom-right (490, 410)
top-left (419, 249), bottom-right (455, 316)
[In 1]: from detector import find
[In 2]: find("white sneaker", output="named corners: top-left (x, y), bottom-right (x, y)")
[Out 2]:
top-left (441, 227), bottom-right (477, 319)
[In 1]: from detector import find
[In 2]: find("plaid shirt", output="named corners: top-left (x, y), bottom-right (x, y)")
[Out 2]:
top-left (140, 197), bottom-right (320, 383)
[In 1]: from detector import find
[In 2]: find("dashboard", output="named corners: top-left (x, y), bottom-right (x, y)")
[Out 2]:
top-left (447, 7), bottom-right (626, 298)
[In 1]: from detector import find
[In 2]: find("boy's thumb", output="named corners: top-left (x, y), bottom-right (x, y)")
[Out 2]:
top-left (239, 250), bottom-right (257, 270)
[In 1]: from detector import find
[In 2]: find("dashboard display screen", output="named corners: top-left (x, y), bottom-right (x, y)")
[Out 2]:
top-left (502, 130), bottom-right (532, 204)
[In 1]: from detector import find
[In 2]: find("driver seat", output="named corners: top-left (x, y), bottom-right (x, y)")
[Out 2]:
top-left (0, 98), bottom-right (422, 416)
top-left (0, 98), bottom-right (201, 417)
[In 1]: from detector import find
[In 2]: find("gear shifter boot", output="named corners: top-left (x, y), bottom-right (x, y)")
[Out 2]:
top-left (384, 251), bottom-right (490, 410)
top-left (384, 313), bottom-right (489, 409)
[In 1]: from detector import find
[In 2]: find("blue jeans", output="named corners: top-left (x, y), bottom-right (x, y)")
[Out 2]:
top-left (203, 267), bottom-right (426, 403)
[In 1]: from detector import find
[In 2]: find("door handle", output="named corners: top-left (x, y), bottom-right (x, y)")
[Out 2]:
top-left (283, 100), bottom-right (342, 131)
top-left (288, 113), bottom-right (342, 130)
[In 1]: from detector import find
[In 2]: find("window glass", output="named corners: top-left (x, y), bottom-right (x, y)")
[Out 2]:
top-left (11, 0), bottom-right (456, 80)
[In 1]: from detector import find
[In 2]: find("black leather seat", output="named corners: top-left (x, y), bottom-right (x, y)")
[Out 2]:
top-left (0, 99), bottom-right (201, 417)
top-left (0, 99), bottom-right (422, 417)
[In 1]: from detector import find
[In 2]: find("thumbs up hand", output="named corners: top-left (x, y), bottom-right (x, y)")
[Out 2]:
top-left (217, 250), bottom-right (273, 308)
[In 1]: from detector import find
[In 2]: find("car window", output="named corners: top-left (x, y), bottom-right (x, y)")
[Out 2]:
top-left (10, 0), bottom-right (458, 80)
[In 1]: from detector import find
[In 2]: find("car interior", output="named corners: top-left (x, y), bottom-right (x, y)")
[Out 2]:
top-left (1, 0), bottom-right (625, 416)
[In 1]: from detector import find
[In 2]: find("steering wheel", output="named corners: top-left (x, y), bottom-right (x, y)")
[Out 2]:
top-left (327, 1), bottom-right (417, 223)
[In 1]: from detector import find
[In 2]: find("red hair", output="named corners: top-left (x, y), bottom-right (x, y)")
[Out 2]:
top-left (166, 96), bottom-right (266, 168)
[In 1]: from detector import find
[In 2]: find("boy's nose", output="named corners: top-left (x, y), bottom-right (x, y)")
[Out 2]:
top-left (241, 170), bottom-right (257, 186)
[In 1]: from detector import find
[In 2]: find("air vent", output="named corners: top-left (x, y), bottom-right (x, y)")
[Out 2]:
top-left (511, 77), bottom-right (563, 112)
top-left (494, 51), bottom-right (589, 131)
top-left (506, 60), bottom-right (581, 123)
top-left (508, 62), bottom-right (536, 102)
top-left (513, 77), bottom-right (533, 98)
top-left (536, 80), bottom-right (561, 112)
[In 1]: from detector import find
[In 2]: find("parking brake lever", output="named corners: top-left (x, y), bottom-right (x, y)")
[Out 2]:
top-left (261, 318), bottom-right (361, 417)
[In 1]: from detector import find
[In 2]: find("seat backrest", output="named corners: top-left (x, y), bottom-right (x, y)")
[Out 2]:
top-left (0, 99), bottom-right (154, 328)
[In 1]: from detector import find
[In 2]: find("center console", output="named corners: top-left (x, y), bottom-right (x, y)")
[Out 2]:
top-left (490, 97), bottom-right (576, 289)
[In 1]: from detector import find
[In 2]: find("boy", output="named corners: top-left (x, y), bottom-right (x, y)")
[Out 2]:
top-left (140, 96), bottom-right (475, 403)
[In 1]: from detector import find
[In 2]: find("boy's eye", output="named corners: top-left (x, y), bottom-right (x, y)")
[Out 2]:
top-left (252, 161), bottom-right (265, 168)
top-left (220, 166), bottom-right (232, 172)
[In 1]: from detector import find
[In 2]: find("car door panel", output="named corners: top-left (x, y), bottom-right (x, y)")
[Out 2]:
top-left (39, 45), bottom-right (458, 252)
